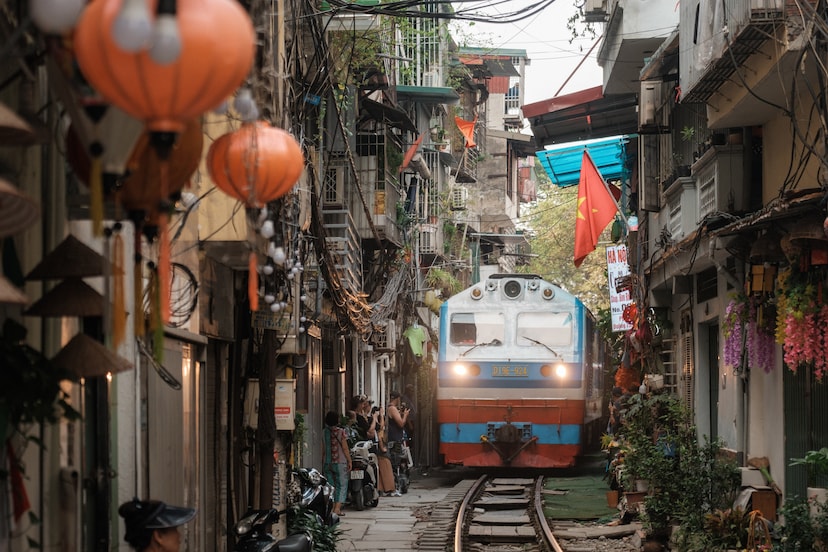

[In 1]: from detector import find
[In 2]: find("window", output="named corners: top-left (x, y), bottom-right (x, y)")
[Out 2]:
top-left (450, 312), bottom-right (504, 345)
top-left (516, 312), bottom-right (573, 347)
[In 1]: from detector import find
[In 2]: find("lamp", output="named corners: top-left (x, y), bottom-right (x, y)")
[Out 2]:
top-left (111, 0), bottom-right (153, 52)
top-left (149, 0), bottom-right (181, 64)
top-left (30, 0), bottom-right (85, 34)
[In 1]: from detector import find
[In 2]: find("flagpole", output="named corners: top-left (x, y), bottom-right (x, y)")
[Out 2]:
top-left (584, 149), bottom-right (628, 229)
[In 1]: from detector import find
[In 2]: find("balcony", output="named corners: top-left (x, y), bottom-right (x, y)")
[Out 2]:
top-left (679, 0), bottom-right (797, 127)
top-left (322, 210), bottom-right (363, 292)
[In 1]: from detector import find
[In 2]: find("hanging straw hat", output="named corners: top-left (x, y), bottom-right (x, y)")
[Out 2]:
top-left (0, 101), bottom-right (38, 146)
top-left (51, 333), bottom-right (132, 379)
top-left (0, 177), bottom-right (39, 239)
top-left (0, 273), bottom-right (28, 305)
top-left (24, 278), bottom-right (104, 317)
top-left (26, 235), bottom-right (107, 280)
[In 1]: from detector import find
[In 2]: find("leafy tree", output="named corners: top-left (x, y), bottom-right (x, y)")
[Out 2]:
top-left (520, 159), bottom-right (613, 315)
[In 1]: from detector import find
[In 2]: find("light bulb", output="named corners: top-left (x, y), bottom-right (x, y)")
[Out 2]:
top-left (30, 0), bottom-right (85, 34)
top-left (298, 326), bottom-right (306, 333)
top-left (270, 302), bottom-right (282, 312)
top-left (264, 294), bottom-right (275, 304)
top-left (149, 13), bottom-right (181, 64)
top-left (112, 0), bottom-right (153, 52)
top-left (300, 294), bottom-right (307, 302)
top-left (260, 220), bottom-right (275, 239)
top-left (272, 247), bottom-right (286, 265)
top-left (300, 316), bottom-right (307, 323)
top-left (286, 272), bottom-right (294, 280)
top-left (233, 88), bottom-right (257, 120)
top-left (213, 100), bottom-right (229, 115)
top-left (262, 265), bottom-right (274, 276)
top-left (290, 267), bottom-right (299, 275)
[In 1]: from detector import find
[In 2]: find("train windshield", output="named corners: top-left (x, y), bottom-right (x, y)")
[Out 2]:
top-left (449, 312), bottom-right (504, 345)
top-left (516, 312), bottom-right (573, 347)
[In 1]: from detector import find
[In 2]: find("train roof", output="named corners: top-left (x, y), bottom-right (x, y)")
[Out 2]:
top-left (447, 274), bottom-right (586, 310)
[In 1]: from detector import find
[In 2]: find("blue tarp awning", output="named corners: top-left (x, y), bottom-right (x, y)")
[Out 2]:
top-left (536, 136), bottom-right (628, 188)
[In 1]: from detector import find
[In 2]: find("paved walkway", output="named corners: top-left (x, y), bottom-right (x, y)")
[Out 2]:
top-left (335, 468), bottom-right (461, 552)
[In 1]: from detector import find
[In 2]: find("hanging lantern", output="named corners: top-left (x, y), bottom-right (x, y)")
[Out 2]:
top-left (68, 118), bottom-right (203, 216)
top-left (206, 122), bottom-right (305, 208)
top-left (73, 0), bottom-right (255, 137)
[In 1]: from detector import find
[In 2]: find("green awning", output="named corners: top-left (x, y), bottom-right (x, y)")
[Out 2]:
top-left (396, 85), bottom-right (459, 104)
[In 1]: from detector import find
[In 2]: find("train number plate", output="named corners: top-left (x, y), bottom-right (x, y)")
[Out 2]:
top-left (492, 365), bottom-right (528, 377)
top-left (350, 470), bottom-right (364, 480)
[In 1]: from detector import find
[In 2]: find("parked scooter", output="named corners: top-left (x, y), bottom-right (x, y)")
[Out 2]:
top-left (233, 509), bottom-right (312, 552)
top-left (290, 467), bottom-right (339, 526)
top-left (349, 440), bottom-right (380, 510)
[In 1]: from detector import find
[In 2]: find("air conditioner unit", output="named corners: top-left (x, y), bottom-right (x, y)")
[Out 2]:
top-left (451, 186), bottom-right (468, 211)
top-left (583, 0), bottom-right (608, 21)
top-left (372, 320), bottom-right (396, 351)
top-left (422, 70), bottom-right (441, 88)
top-left (419, 224), bottom-right (438, 254)
top-left (639, 81), bottom-right (661, 129)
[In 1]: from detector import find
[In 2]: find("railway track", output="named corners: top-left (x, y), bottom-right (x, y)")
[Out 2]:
top-left (454, 475), bottom-right (564, 552)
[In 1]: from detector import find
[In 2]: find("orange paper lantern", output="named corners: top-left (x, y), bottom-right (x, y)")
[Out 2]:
top-left (206, 122), bottom-right (305, 208)
top-left (73, 0), bottom-right (255, 135)
top-left (67, 118), bottom-right (203, 216)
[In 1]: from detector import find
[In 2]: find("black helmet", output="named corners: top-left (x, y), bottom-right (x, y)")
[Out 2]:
top-left (119, 498), bottom-right (196, 548)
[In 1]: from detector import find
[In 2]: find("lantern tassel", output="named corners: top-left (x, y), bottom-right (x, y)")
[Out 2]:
top-left (151, 265), bottom-right (164, 362)
top-left (134, 253), bottom-right (144, 337)
top-left (158, 213), bottom-right (171, 325)
top-left (90, 156), bottom-right (104, 236)
top-left (248, 251), bottom-right (259, 312)
top-left (113, 233), bottom-right (126, 348)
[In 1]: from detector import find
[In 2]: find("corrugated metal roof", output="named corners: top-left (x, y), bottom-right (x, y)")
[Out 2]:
top-left (536, 136), bottom-right (628, 187)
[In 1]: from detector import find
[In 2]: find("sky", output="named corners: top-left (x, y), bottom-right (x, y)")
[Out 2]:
top-left (450, 0), bottom-right (604, 105)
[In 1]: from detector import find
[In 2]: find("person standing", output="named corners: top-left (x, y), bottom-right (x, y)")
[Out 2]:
top-left (374, 409), bottom-right (397, 496)
top-left (351, 394), bottom-right (378, 442)
top-left (118, 498), bottom-right (197, 552)
top-left (322, 410), bottom-right (352, 516)
top-left (387, 390), bottom-right (410, 494)
top-left (401, 383), bottom-right (417, 461)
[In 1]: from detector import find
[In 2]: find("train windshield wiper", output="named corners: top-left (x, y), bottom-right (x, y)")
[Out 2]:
top-left (521, 336), bottom-right (560, 357)
top-left (460, 338), bottom-right (502, 357)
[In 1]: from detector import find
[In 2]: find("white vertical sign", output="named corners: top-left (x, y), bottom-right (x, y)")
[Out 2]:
top-left (606, 244), bottom-right (633, 332)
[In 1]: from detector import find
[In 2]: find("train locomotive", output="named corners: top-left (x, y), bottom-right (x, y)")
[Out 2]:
top-left (437, 273), bottom-right (607, 468)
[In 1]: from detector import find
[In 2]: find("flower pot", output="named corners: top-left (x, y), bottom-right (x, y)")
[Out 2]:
top-left (606, 490), bottom-right (619, 508)
top-left (808, 486), bottom-right (828, 518)
top-left (624, 491), bottom-right (646, 505)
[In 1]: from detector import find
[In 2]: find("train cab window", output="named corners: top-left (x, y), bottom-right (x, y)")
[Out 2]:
top-left (450, 312), bottom-right (504, 345)
top-left (516, 312), bottom-right (573, 347)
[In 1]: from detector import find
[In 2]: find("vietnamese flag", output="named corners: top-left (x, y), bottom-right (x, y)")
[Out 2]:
top-left (573, 151), bottom-right (620, 267)
top-left (454, 115), bottom-right (477, 148)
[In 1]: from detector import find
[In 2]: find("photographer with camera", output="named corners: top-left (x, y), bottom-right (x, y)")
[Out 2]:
top-left (386, 390), bottom-right (411, 495)
top-left (351, 394), bottom-right (378, 441)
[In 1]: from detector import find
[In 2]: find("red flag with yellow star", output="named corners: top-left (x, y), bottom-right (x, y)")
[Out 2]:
top-left (574, 150), bottom-right (619, 267)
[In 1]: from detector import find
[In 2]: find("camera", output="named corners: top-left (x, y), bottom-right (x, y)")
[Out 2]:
top-left (371, 406), bottom-right (380, 414)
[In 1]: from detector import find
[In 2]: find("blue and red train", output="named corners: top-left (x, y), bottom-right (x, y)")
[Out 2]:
top-left (437, 273), bottom-right (608, 468)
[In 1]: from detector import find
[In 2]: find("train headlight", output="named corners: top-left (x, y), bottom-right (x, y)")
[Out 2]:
top-left (540, 363), bottom-right (568, 379)
top-left (503, 279), bottom-right (522, 299)
top-left (452, 363), bottom-right (480, 376)
top-left (471, 287), bottom-right (483, 300)
top-left (542, 288), bottom-right (554, 300)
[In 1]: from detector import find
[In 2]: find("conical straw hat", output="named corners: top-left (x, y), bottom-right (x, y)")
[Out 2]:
top-left (24, 278), bottom-right (103, 317)
top-left (0, 101), bottom-right (38, 146)
top-left (0, 177), bottom-right (39, 239)
top-left (52, 333), bottom-right (132, 380)
top-left (26, 235), bottom-right (106, 280)
top-left (0, 274), bottom-right (27, 304)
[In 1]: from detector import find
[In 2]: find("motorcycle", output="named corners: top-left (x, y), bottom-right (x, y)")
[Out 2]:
top-left (289, 467), bottom-right (339, 526)
top-left (349, 440), bottom-right (380, 510)
top-left (233, 509), bottom-right (312, 552)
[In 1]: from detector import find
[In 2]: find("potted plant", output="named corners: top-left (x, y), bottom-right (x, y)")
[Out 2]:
top-left (790, 447), bottom-right (828, 513)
